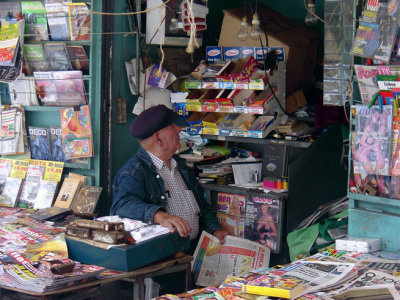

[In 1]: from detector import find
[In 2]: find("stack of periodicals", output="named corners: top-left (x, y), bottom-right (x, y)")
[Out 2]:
top-left (160, 248), bottom-right (400, 299)
top-left (0, 105), bottom-right (25, 156)
top-left (0, 207), bottom-right (125, 293)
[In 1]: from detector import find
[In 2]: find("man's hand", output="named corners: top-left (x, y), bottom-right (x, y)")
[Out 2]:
top-left (213, 229), bottom-right (229, 244)
top-left (153, 210), bottom-right (191, 238)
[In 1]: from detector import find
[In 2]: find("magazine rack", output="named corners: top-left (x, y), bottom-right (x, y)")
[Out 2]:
top-left (347, 0), bottom-right (400, 252)
top-left (0, 0), bottom-right (102, 186)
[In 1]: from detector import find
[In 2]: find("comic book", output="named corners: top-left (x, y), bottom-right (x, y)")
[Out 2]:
top-left (17, 163), bottom-right (44, 209)
top-left (244, 196), bottom-right (280, 251)
top-left (49, 126), bottom-right (66, 162)
top-left (28, 126), bottom-right (51, 161)
top-left (60, 105), bottom-right (93, 159)
top-left (216, 192), bottom-right (245, 238)
top-left (43, 43), bottom-right (72, 71)
top-left (352, 0), bottom-right (400, 63)
top-left (21, 1), bottom-right (49, 41)
top-left (67, 3), bottom-right (90, 41)
top-left (353, 105), bottom-right (393, 176)
top-left (23, 44), bottom-right (49, 74)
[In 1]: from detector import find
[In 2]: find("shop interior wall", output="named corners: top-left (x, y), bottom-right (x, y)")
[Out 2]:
top-left (109, 0), bottom-right (324, 209)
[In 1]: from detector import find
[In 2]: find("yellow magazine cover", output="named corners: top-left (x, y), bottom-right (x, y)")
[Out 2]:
top-left (241, 275), bottom-right (304, 299)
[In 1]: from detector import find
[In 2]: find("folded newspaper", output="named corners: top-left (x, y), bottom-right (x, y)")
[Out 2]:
top-left (192, 231), bottom-right (271, 287)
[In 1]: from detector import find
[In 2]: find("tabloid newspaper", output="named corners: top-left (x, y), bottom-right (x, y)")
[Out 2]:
top-left (192, 231), bottom-right (271, 287)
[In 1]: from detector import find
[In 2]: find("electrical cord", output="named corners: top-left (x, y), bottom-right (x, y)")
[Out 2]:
top-left (246, 0), bottom-right (291, 117)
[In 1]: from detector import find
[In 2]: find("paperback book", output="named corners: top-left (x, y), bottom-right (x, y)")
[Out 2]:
top-left (352, 0), bottom-right (400, 63)
top-left (28, 126), bottom-right (51, 161)
top-left (244, 196), bottom-right (280, 251)
top-left (21, 1), bottom-right (49, 41)
top-left (53, 176), bottom-right (82, 209)
top-left (71, 185), bottom-right (102, 214)
top-left (353, 105), bottom-right (393, 176)
top-left (23, 44), bottom-right (49, 74)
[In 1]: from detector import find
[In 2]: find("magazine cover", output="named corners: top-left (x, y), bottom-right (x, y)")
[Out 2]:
top-left (34, 179), bottom-right (58, 209)
top-left (60, 105), bottom-right (93, 159)
top-left (23, 44), bottom-right (49, 74)
top-left (391, 108), bottom-right (400, 175)
top-left (21, 1), bottom-right (49, 41)
top-left (34, 71), bottom-right (58, 105)
top-left (244, 196), bottom-right (280, 251)
top-left (0, 2), bottom-right (21, 19)
top-left (352, 0), bottom-right (400, 63)
top-left (53, 70), bottom-right (86, 106)
top-left (217, 192), bottom-right (246, 238)
top-left (45, 2), bottom-right (70, 41)
top-left (353, 105), bottom-right (393, 176)
top-left (28, 126), bottom-right (51, 161)
top-left (43, 43), bottom-right (72, 71)
top-left (354, 64), bottom-right (400, 104)
top-left (66, 45), bottom-right (89, 74)
top-left (49, 126), bottom-right (66, 162)
top-left (18, 164), bottom-right (44, 209)
top-left (0, 177), bottom-right (23, 207)
top-left (0, 37), bottom-right (20, 67)
top-left (67, 3), bottom-right (90, 41)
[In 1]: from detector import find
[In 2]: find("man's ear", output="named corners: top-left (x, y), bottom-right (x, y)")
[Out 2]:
top-left (153, 131), bottom-right (161, 143)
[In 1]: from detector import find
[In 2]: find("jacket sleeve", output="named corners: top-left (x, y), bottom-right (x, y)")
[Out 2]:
top-left (110, 164), bottom-right (164, 223)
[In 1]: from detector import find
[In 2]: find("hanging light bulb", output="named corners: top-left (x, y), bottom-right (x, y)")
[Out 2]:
top-left (304, 0), bottom-right (318, 26)
top-left (250, 12), bottom-right (261, 40)
top-left (237, 16), bottom-right (249, 41)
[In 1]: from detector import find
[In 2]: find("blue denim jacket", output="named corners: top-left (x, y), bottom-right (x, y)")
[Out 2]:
top-left (110, 147), bottom-right (221, 235)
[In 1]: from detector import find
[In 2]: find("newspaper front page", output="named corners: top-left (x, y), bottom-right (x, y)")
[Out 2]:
top-left (192, 231), bottom-right (271, 286)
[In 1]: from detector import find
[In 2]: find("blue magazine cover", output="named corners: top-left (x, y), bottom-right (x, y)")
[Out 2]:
top-left (49, 126), bottom-right (66, 162)
top-left (28, 126), bottom-right (51, 161)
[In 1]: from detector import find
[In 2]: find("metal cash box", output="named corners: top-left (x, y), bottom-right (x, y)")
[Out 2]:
top-left (66, 232), bottom-right (190, 271)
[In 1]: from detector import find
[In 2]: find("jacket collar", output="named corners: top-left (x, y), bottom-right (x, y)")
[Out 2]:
top-left (136, 146), bottom-right (187, 174)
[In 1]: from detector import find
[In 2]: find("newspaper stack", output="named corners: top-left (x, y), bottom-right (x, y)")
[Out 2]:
top-left (158, 248), bottom-right (400, 299)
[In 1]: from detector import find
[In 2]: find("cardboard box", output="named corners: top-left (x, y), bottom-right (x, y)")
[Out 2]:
top-left (66, 232), bottom-right (190, 271)
top-left (218, 5), bottom-right (319, 95)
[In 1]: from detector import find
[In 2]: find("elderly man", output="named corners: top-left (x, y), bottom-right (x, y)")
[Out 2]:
top-left (110, 105), bottom-right (228, 246)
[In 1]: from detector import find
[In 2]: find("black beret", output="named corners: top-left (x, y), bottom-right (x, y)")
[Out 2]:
top-left (130, 105), bottom-right (178, 139)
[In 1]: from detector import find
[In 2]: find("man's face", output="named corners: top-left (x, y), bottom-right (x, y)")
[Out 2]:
top-left (156, 124), bottom-right (181, 156)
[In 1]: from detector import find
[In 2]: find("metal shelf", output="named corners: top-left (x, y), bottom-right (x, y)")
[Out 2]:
top-left (201, 134), bottom-right (311, 148)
